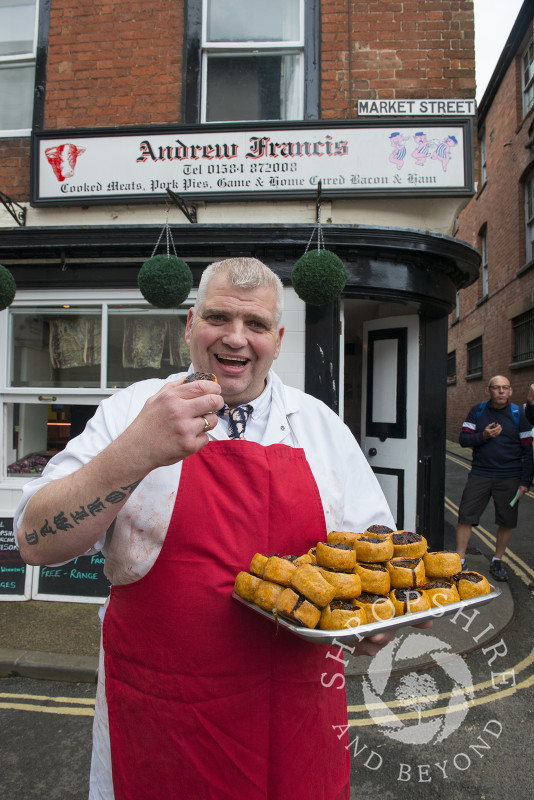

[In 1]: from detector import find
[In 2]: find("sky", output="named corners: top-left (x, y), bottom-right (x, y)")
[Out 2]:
top-left (474, 0), bottom-right (525, 102)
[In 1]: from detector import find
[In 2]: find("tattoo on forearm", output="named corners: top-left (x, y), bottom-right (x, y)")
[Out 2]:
top-left (24, 479), bottom-right (142, 547)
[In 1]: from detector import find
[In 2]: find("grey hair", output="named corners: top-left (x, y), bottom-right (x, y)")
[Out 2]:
top-left (193, 257), bottom-right (284, 326)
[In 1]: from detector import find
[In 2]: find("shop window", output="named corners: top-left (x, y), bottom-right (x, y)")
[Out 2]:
top-left (467, 336), bottom-right (483, 378)
top-left (0, 0), bottom-right (38, 136)
top-left (184, 0), bottom-right (319, 123)
top-left (2, 300), bottom-right (191, 477)
top-left (524, 171), bottom-right (534, 263)
top-left (447, 350), bottom-right (456, 384)
top-left (512, 308), bottom-right (534, 364)
top-left (522, 36), bottom-right (534, 118)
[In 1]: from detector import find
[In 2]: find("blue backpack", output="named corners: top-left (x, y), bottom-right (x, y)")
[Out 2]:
top-left (475, 401), bottom-right (520, 426)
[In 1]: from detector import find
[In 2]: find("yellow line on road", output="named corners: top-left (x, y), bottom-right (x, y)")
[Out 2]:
top-left (347, 670), bottom-right (534, 727)
top-left (0, 701), bottom-right (94, 716)
top-left (444, 497), bottom-right (534, 583)
top-left (0, 691), bottom-right (94, 705)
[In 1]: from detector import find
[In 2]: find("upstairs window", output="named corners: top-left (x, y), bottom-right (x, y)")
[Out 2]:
top-left (183, 0), bottom-right (318, 124)
top-left (479, 226), bottom-right (488, 298)
top-left (0, 0), bottom-right (38, 136)
top-left (525, 171), bottom-right (534, 263)
top-left (467, 336), bottom-right (483, 378)
top-left (512, 308), bottom-right (534, 364)
top-left (522, 37), bottom-right (534, 117)
top-left (447, 350), bottom-right (456, 384)
top-left (202, 0), bottom-right (304, 122)
top-left (479, 129), bottom-right (486, 185)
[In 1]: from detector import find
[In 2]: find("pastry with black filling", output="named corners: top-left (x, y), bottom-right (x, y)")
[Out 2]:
top-left (389, 588), bottom-right (430, 616)
top-left (357, 591), bottom-right (395, 623)
top-left (184, 371), bottom-right (218, 383)
top-left (315, 541), bottom-right (356, 572)
top-left (319, 600), bottom-right (365, 631)
top-left (423, 580), bottom-right (460, 607)
top-left (387, 557), bottom-right (426, 588)
top-left (452, 570), bottom-right (491, 599)
top-left (391, 531), bottom-right (428, 559)
top-left (275, 588), bottom-right (321, 629)
top-left (364, 524), bottom-right (394, 539)
top-left (327, 530), bottom-right (361, 548)
top-left (355, 534), bottom-right (394, 563)
top-left (354, 562), bottom-right (390, 594)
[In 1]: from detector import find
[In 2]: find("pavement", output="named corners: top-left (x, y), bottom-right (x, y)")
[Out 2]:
top-left (0, 441), bottom-right (515, 683)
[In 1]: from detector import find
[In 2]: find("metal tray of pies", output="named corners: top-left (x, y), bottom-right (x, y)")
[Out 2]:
top-left (232, 585), bottom-right (502, 645)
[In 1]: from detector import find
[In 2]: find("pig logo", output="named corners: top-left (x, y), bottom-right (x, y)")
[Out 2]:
top-left (44, 143), bottom-right (86, 182)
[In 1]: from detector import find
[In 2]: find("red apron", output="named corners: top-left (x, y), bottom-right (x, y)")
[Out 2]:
top-left (103, 440), bottom-right (350, 800)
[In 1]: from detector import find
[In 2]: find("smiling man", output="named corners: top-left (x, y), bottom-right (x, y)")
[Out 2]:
top-left (14, 257), bottom-right (396, 800)
top-left (455, 375), bottom-right (534, 581)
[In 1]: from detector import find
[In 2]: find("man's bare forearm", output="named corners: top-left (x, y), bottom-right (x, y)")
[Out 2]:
top-left (17, 438), bottom-right (149, 566)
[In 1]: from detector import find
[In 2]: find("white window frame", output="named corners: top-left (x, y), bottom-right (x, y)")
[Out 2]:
top-left (479, 129), bottom-right (486, 186)
top-left (479, 227), bottom-right (488, 298)
top-left (522, 37), bottom-right (534, 118)
top-left (200, 0), bottom-right (305, 123)
top-left (0, 0), bottom-right (39, 137)
top-left (525, 172), bottom-right (534, 263)
top-left (0, 288), bottom-right (194, 482)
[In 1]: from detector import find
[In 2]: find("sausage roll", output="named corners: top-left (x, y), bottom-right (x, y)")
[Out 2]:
top-left (233, 571), bottom-right (262, 602)
top-left (274, 588), bottom-right (321, 629)
top-left (453, 571), bottom-right (491, 599)
top-left (262, 555), bottom-right (298, 587)
top-left (317, 566), bottom-right (362, 600)
top-left (290, 563), bottom-right (337, 607)
top-left (253, 580), bottom-right (284, 611)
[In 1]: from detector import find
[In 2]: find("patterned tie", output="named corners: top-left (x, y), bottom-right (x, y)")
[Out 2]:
top-left (218, 404), bottom-right (253, 439)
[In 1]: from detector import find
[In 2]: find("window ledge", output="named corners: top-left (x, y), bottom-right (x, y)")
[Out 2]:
top-left (517, 259), bottom-right (534, 277)
top-left (509, 357), bottom-right (534, 370)
top-left (447, 377), bottom-right (457, 386)
top-left (466, 372), bottom-right (483, 382)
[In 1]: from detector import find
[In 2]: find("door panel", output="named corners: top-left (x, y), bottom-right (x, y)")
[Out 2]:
top-left (362, 316), bottom-right (418, 530)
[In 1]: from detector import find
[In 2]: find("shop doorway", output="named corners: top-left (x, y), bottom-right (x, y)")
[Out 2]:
top-left (343, 301), bottom-right (419, 530)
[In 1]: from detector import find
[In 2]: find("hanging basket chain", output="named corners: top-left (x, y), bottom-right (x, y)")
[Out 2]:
top-left (151, 211), bottom-right (178, 259)
top-left (305, 181), bottom-right (325, 254)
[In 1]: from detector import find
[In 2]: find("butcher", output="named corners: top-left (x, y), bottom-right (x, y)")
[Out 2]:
top-left (15, 257), bottom-right (397, 800)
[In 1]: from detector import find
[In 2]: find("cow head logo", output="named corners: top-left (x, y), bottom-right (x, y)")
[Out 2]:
top-left (45, 143), bottom-right (86, 182)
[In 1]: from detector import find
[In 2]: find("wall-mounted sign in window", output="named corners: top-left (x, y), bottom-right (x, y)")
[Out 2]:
top-left (32, 120), bottom-right (474, 205)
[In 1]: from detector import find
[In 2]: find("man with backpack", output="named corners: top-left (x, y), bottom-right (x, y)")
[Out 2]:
top-left (455, 376), bottom-right (534, 581)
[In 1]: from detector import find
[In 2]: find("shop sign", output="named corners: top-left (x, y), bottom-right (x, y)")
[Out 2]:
top-left (32, 120), bottom-right (473, 205)
top-left (358, 99), bottom-right (476, 116)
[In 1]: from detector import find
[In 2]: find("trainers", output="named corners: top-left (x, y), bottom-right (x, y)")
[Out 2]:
top-left (489, 560), bottom-right (508, 582)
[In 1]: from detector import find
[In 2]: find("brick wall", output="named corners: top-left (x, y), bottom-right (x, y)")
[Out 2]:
top-left (447, 44), bottom-right (534, 439)
top-left (321, 0), bottom-right (475, 119)
top-left (0, 139), bottom-right (31, 202)
top-left (45, 0), bottom-right (184, 129)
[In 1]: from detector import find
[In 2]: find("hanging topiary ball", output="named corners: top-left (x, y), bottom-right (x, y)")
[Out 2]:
top-left (291, 249), bottom-right (347, 306)
top-left (0, 264), bottom-right (16, 310)
top-left (138, 254), bottom-right (193, 308)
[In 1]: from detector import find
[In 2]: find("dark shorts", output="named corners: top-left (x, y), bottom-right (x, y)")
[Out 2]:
top-left (457, 473), bottom-right (521, 529)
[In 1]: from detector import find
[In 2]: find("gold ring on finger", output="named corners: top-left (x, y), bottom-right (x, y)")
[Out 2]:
top-left (202, 417), bottom-right (211, 433)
